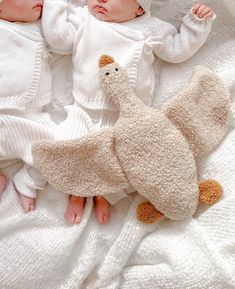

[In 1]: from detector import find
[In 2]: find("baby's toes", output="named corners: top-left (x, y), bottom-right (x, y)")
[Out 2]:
top-left (101, 213), bottom-right (110, 224)
top-left (65, 211), bottom-right (76, 224)
top-left (74, 212), bottom-right (82, 224)
top-left (95, 196), bottom-right (111, 224)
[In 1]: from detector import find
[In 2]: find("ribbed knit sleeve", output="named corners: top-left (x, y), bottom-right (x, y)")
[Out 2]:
top-left (148, 9), bottom-right (216, 63)
top-left (42, 0), bottom-right (84, 55)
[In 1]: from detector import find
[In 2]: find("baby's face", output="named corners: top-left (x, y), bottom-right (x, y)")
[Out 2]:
top-left (87, 0), bottom-right (144, 23)
top-left (0, 0), bottom-right (43, 22)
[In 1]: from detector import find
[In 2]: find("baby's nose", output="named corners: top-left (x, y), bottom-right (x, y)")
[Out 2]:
top-left (98, 0), bottom-right (107, 3)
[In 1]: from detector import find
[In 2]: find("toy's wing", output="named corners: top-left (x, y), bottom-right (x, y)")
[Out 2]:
top-left (32, 129), bottom-right (129, 197)
top-left (163, 66), bottom-right (230, 157)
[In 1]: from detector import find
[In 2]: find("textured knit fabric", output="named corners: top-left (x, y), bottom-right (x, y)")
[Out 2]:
top-left (0, 20), bottom-right (52, 110)
top-left (0, 0), bottom-right (234, 288)
top-left (0, 21), bottom-right (55, 197)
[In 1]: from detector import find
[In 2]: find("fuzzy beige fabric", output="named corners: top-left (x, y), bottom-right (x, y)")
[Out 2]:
top-left (163, 66), bottom-right (230, 156)
top-left (32, 55), bottom-right (230, 220)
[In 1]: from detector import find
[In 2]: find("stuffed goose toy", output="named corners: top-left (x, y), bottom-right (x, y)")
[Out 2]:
top-left (33, 55), bottom-right (230, 223)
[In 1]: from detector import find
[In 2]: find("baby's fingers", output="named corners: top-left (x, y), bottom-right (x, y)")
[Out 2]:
top-left (203, 11), bottom-right (214, 19)
top-left (198, 7), bottom-right (212, 18)
top-left (199, 7), bottom-right (211, 18)
top-left (196, 4), bottom-right (208, 17)
top-left (192, 3), bottom-right (201, 14)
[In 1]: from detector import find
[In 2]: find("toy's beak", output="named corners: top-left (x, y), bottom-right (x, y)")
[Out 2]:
top-left (99, 55), bottom-right (114, 68)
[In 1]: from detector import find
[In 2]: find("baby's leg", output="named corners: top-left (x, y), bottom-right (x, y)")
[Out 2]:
top-left (0, 113), bottom-right (54, 212)
top-left (15, 188), bottom-right (36, 214)
top-left (65, 195), bottom-right (85, 224)
top-left (0, 174), bottom-right (7, 195)
top-left (0, 114), bottom-right (54, 165)
top-left (13, 165), bottom-right (47, 213)
top-left (94, 196), bottom-right (111, 225)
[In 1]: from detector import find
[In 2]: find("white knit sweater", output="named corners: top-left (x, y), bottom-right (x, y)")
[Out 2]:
top-left (0, 20), bottom-right (55, 197)
top-left (0, 20), bottom-right (52, 110)
top-left (43, 0), bottom-right (216, 116)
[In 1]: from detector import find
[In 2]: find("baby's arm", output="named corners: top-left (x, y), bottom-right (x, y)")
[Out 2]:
top-left (42, 0), bottom-right (84, 55)
top-left (151, 4), bottom-right (216, 63)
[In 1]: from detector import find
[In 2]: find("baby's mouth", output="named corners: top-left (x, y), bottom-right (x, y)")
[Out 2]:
top-left (95, 5), bottom-right (107, 13)
top-left (33, 3), bottom-right (43, 10)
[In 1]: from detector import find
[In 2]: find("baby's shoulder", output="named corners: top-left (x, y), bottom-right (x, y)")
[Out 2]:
top-left (144, 16), bottom-right (176, 37)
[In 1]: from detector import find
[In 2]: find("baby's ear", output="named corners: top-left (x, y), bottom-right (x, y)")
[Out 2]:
top-left (136, 6), bottom-right (144, 16)
top-left (163, 66), bottom-right (230, 157)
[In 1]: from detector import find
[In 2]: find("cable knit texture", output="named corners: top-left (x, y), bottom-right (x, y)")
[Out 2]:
top-left (0, 0), bottom-right (235, 288)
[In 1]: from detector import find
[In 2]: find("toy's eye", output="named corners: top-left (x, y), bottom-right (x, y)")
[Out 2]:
top-left (115, 68), bottom-right (118, 71)
top-left (105, 72), bottom-right (109, 76)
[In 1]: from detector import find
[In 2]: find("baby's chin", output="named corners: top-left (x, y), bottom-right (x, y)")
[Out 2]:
top-left (8, 11), bottom-right (41, 23)
top-left (29, 9), bottom-right (42, 22)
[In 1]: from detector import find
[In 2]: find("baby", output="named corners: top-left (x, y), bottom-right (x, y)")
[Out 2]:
top-left (0, 0), bottom-right (55, 212)
top-left (42, 0), bottom-right (215, 224)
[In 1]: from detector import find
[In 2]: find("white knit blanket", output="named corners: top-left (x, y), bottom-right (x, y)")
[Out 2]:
top-left (0, 0), bottom-right (235, 288)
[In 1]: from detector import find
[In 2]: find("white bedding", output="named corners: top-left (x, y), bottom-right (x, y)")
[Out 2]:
top-left (0, 0), bottom-right (235, 288)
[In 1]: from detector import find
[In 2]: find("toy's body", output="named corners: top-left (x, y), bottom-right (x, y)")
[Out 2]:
top-left (33, 55), bottom-right (230, 223)
top-left (113, 93), bottom-right (198, 220)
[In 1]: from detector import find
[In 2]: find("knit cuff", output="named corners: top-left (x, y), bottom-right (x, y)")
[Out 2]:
top-left (13, 165), bottom-right (46, 198)
top-left (184, 8), bottom-right (216, 27)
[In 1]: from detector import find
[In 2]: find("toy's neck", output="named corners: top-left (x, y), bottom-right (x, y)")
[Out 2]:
top-left (108, 82), bottom-right (141, 110)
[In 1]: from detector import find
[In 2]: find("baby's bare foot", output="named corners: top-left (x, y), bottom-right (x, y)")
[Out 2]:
top-left (13, 184), bottom-right (36, 213)
top-left (18, 192), bottom-right (36, 213)
top-left (65, 195), bottom-right (85, 224)
top-left (0, 175), bottom-right (7, 194)
top-left (94, 196), bottom-right (110, 224)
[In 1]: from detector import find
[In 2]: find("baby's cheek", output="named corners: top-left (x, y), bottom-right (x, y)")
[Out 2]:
top-left (14, 3), bottom-right (26, 12)
top-left (114, 5), bottom-right (136, 21)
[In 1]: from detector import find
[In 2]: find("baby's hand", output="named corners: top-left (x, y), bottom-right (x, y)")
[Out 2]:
top-left (192, 3), bottom-right (214, 19)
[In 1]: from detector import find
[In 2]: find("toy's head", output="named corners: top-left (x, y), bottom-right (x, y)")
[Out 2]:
top-left (99, 55), bottom-right (133, 107)
top-left (0, 0), bottom-right (42, 22)
top-left (99, 55), bottom-right (128, 85)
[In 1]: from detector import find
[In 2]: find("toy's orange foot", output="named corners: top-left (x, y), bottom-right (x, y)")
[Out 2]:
top-left (199, 179), bottom-right (223, 205)
top-left (137, 201), bottom-right (164, 224)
